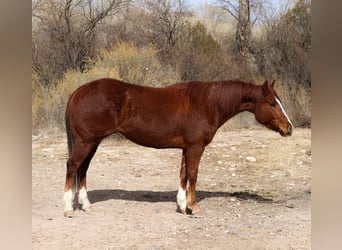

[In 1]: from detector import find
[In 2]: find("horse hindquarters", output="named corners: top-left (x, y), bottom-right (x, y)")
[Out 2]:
top-left (63, 80), bottom-right (125, 217)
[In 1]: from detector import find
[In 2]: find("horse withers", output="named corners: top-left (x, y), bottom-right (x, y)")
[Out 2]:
top-left (63, 78), bottom-right (293, 217)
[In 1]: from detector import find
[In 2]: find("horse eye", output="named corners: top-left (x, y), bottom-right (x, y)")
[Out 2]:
top-left (269, 103), bottom-right (276, 108)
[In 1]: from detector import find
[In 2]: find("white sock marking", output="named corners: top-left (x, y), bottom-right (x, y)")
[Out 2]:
top-left (63, 190), bottom-right (73, 212)
top-left (177, 187), bottom-right (187, 210)
top-left (78, 187), bottom-right (91, 210)
top-left (276, 98), bottom-right (293, 128)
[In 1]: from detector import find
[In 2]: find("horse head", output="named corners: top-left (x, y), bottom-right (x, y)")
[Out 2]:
top-left (254, 80), bottom-right (293, 137)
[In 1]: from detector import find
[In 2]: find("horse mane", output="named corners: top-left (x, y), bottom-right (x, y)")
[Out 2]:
top-left (184, 80), bottom-right (262, 116)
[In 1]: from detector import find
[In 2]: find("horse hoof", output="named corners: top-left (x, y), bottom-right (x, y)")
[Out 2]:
top-left (180, 209), bottom-right (187, 215)
top-left (83, 206), bottom-right (92, 212)
top-left (64, 210), bottom-right (74, 218)
top-left (176, 205), bottom-right (187, 215)
top-left (187, 205), bottom-right (204, 218)
top-left (188, 204), bottom-right (201, 215)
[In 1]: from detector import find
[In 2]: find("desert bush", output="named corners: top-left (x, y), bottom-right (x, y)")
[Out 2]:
top-left (32, 72), bottom-right (47, 130)
top-left (33, 42), bottom-right (181, 130)
top-left (252, 0), bottom-right (311, 88)
top-left (274, 80), bottom-right (311, 127)
top-left (94, 42), bottom-right (181, 86)
top-left (171, 21), bottom-right (230, 81)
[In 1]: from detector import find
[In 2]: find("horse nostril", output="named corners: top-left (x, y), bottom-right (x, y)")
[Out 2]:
top-left (288, 125), bottom-right (293, 135)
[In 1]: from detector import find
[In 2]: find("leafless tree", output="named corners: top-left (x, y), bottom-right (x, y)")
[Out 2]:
top-left (137, 0), bottom-right (191, 59)
top-left (253, 0), bottom-right (311, 87)
top-left (217, 0), bottom-right (268, 68)
top-left (32, 0), bottom-right (131, 85)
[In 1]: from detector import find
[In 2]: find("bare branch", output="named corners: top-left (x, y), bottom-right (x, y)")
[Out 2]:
top-left (32, 0), bottom-right (132, 81)
top-left (217, 0), bottom-right (239, 20)
top-left (83, 0), bottom-right (129, 32)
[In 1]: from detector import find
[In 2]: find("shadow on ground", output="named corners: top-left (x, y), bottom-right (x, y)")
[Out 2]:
top-left (88, 189), bottom-right (273, 204)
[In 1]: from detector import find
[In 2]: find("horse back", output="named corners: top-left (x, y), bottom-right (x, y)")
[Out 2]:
top-left (116, 82), bottom-right (194, 147)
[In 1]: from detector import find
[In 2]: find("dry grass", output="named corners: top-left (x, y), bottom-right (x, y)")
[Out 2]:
top-left (32, 72), bottom-right (46, 129)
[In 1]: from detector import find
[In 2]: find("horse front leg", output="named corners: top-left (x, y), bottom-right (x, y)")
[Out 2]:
top-left (177, 149), bottom-right (187, 214)
top-left (183, 145), bottom-right (205, 215)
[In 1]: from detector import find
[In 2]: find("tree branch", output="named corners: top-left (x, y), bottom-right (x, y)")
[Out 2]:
top-left (217, 0), bottom-right (239, 20)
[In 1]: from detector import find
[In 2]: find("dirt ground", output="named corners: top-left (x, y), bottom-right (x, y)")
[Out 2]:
top-left (32, 128), bottom-right (311, 250)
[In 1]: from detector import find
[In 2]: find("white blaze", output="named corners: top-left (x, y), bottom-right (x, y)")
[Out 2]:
top-left (276, 98), bottom-right (293, 128)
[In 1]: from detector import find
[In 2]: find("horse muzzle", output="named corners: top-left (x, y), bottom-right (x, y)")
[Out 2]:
top-left (280, 124), bottom-right (293, 137)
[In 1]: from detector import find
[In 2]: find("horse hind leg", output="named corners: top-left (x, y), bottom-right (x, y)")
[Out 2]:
top-left (77, 143), bottom-right (99, 212)
top-left (63, 142), bottom-right (99, 217)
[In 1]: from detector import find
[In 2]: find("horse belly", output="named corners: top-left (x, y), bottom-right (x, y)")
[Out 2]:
top-left (119, 118), bottom-right (185, 148)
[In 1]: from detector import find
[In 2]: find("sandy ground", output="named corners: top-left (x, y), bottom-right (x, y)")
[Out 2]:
top-left (32, 128), bottom-right (311, 250)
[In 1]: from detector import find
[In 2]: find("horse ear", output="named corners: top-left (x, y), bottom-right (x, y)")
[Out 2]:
top-left (270, 80), bottom-right (275, 88)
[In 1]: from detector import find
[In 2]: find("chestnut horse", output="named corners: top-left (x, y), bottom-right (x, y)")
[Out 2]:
top-left (63, 78), bottom-right (293, 217)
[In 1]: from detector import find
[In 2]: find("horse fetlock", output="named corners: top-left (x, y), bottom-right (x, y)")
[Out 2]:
top-left (63, 192), bottom-right (74, 218)
top-left (177, 187), bottom-right (187, 212)
top-left (80, 199), bottom-right (91, 211)
top-left (63, 190), bottom-right (74, 212)
top-left (78, 187), bottom-right (91, 210)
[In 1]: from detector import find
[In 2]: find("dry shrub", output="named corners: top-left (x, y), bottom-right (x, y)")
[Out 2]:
top-left (275, 81), bottom-right (311, 128)
top-left (32, 72), bottom-right (47, 130)
top-left (33, 42), bottom-right (181, 130)
top-left (94, 42), bottom-right (180, 86)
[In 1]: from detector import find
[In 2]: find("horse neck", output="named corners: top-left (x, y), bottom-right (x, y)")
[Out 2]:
top-left (210, 82), bottom-right (261, 125)
top-left (239, 83), bottom-right (262, 113)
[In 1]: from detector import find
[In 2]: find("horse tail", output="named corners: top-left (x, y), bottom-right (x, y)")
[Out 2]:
top-left (65, 98), bottom-right (74, 157)
top-left (65, 97), bottom-right (81, 192)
